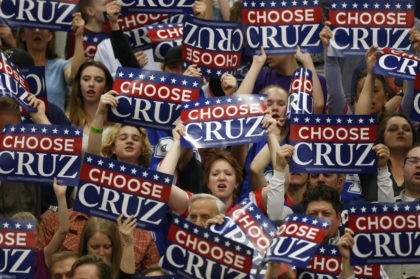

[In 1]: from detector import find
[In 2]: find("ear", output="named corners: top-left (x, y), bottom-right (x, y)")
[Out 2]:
top-left (47, 31), bottom-right (54, 42)
top-left (86, 6), bottom-right (95, 17)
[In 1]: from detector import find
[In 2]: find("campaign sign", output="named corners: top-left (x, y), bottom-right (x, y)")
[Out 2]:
top-left (119, 0), bottom-right (194, 14)
top-left (180, 94), bottom-right (267, 148)
top-left (328, 0), bottom-right (415, 56)
top-left (111, 13), bottom-right (171, 31)
top-left (296, 244), bottom-right (381, 279)
top-left (0, 53), bottom-right (35, 112)
top-left (0, 124), bottom-right (82, 186)
top-left (286, 68), bottom-right (314, 118)
top-left (411, 73), bottom-right (420, 122)
top-left (262, 214), bottom-right (331, 268)
top-left (289, 114), bottom-right (378, 174)
top-left (162, 216), bottom-right (253, 279)
top-left (82, 32), bottom-right (109, 59)
top-left (73, 153), bottom-right (172, 231)
top-left (110, 67), bottom-right (201, 130)
top-left (0, 219), bottom-right (36, 279)
top-left (182, 16), bottom-right (243, 78)
top-left (348, 201), bottom-right (420, 265)
top-left (242, 0), bottom-right (323, 55)
top-left (0, 0), bottom-right (78, 31)
top-left (147, 23), bottom-right (183, 62)
top-left (373, 48), bottom-right (419, 81)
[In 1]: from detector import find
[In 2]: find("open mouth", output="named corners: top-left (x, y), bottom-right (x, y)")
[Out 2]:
top-left (217, 184), bottom-right (227, 190)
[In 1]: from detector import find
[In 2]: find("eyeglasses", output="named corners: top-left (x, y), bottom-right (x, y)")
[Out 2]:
top-left (404, 157), bottom-right (420, 165)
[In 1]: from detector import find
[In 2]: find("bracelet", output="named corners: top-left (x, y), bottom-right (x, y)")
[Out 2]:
top-left (90, 126), bottom-right (104, 134)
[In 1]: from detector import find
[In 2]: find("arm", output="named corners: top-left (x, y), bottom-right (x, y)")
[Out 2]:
top-left (295, 46), bottom-right (324, 114)
top-left (44, 178), bottom-right (69, 267)
top-left (218, 0), bottom-right (231, 20)
top-left (118, 214), bottom-right (137, 275)
top-left (320, 21), bottom-right (350, 115)
top-left (338, 228), bottom-right (356, 279)
top-left (87, 91), bottom-right (119, 155)
top-left (65, 12), bottom-right (85, 85)
top-left (373, 144), bottom-right (394, 202)
top-left (193, 0), bottom-right (212, 19)
top-left (0, 24), bottom-right (16, 47)
top-left (354, 46), bottom-right (378, 115)
top-left (235, 47), bottom-right (266, 95)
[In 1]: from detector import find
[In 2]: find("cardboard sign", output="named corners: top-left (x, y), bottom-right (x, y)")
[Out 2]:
top-left (373, 48), bottom-right (419, 81)
top-left (147, 23), bottom-right (183, 62)
top-left (411, 72), bottom-right (420, 122)
top-left (119, 0), bottom-right (194, 14)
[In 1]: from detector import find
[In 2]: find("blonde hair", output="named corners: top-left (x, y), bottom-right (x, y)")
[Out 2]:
top-left (101, 124), bottom-right (152, 167)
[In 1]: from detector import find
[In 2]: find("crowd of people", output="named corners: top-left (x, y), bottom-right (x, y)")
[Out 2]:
top-left (1, 0), bottom-right (420, 278)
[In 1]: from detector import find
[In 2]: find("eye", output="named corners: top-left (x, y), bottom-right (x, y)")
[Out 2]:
top-left (132, 135), bottom-right (141, 142)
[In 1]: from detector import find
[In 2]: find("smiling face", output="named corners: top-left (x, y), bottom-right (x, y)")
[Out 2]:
top-left (80, 65), bottom-right (107, 104)
top-left (404, 146), bottom-right (420, 197)
top-left (207, 159), bottom-right (239, 204)
top-left (111, 126), bottom-right (143, 165)
top-left (305, 200), bottom-right (341, 241)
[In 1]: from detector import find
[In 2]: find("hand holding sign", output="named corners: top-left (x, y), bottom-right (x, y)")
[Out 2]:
top-left (275, 144), bottom-right (295, 172)
top-left (409, 27), bottom-right (420, 54)
top-left (372, 143), bottom-right (390, 170)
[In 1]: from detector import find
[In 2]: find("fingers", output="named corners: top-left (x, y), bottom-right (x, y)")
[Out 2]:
top-left (134, 51), bottom-right (148, 68)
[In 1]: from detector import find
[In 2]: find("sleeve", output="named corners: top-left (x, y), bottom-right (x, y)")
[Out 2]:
top-left (324, 52), bottom-right (351, 115)
top-left (110, 29), bottom-right (140, 69)
top-left (377, 168), bottom-right (394, 202)
top-left (267, 170), bottom-right (290, 223)
top-left (138, 239), bottom-right (161, 271)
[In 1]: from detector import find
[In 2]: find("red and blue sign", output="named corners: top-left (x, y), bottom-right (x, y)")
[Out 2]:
top-left (180, 95), bottom-right (267, 148)
top-left (289, 114), bottom-right (378, 174)
top-left (328, 0), bottom-right (415, 56)
top-left (73, 153), bottom-right (172, 231)
top-left (0, 0), bottom-right (78, 31)
top-left (411, 73), bottom-right (420, 122)
top-left (147, 23), bottom-right (183, 62)
top-left (242, 0), bottom-right (323, 55)
top-left (119, 0), bottom-right (194, 15)
top-left (0, 124), bottom-right (82, 186)
top-left (373, 48), bottom-right (419, 81)
top-left (348, 201), bottom-right (420, 265)
top-left (162, 216), bottom-right (253, 278)
top-left (182, 16), bottom-right (243, 78)
top-left (286, 68), bottom-right (314, 118)
top-left (0, 219), bottom-right (36, 279)
top-left (111, 67), bottom-right (201, 130)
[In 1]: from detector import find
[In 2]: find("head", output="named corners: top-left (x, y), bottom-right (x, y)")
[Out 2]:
top-left (203, 151), bottom-right (243, 204)
top-left (229, 1), bottom-right (243, 21)
top-left (162, 45), bottom-right (183, 74)
top-left (354, 72), bottom-right (389, 116)
top-left (308, 173), bottom-right (346, 194)
top-left (198, 146), bottom-right (225, 164)
top-left (303, 185), bottom-right (342, 241)
top-left (69, 254), bottom-right (113, 279)
top-left (16, 28), bottom-right (57, 59)
top-left (403, 145), bottom-right (420, 198)
top-left (139, 265), bottom-right (170, 277)
top-left (265, 54), bottom-right (294, 71)
top-left (78, 0), bottom-right (108, 24)
top-left (101, 124), bottom-right (151, 167)
top-left (260, 85), bottom-right (288, 121)
top-left (50, 251), bottom-right (79, 279)
top-left (378, 113), bottom-right (416, 153)
top-left (78, 217), bottom-right (121, 274)
top-left (0, 96), bottom-right (21, 130)
top-left (67, 60), bottom-right (113, 126)
top-left (188, 193), bottom-right (226, 228)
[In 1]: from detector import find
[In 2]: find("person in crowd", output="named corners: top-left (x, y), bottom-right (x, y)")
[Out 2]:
top-left (139, 265), bottom-right (170, 277)
top-left (15, 13), bottom-right (85, 110)
top-left (66, 59), bottom-right (114, 152)
top-left (0, 23), bottom-right (16, 48)
top-left (50, 251), bottom-right (79, 279)
top-left (188, 193), bottom-right (226, 228)
top-left (12, 178), bottom-right (69, 278)
top-left (69, 254), bottom-right (113, 279)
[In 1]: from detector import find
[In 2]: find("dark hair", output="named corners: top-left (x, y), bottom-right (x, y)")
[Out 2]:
top-left (377, 112), bottom-right (416, 146)
top-left (303, 184), bottom-right (341, 215)
top-left (69, 254), bottom-right (113, 279)
top-left (16, 28), bottom-right (58, 60)
top-left (78, 0), bottom-right (94, 22)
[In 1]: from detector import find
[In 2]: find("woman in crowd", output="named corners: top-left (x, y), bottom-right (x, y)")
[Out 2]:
top-left (16, 13), bottom-right (85, 110)
top-left (66, 59), bottom-right (114, 152)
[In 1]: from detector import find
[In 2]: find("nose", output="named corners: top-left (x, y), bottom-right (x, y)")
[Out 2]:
top-left (98, 247), bottom-right (105, 256)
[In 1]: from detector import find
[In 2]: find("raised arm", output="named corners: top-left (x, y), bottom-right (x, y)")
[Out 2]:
top-left (373, 143), bottom-right (394, 202)
top-left (235, 47), bottom-right (266, 95)
top-left (87, 91), bottom-right (119, 155)
top-left (118, 214), bottom-right (137, 275)
top-left (44, 178), bottom-right (69, 267)
top-left (65, 12), bottom-right (86, 85)
top-left (28, 94), bottom-right (51, 124)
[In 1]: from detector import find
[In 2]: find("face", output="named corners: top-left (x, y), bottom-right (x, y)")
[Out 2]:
top-left (87, 232), bottom-right (112, 262)
top-left (305, 201), bottom-right (340, 241)
top-left (72, 264), bottom-right (100, 279)
top-left (20, 28), bottom-right (53, 52)
top-left (356, 77), bottom-right (387, 114)
top-left (0, 111), bottom-right (21, 130)
top-left (384, 116), bottom-right (413, 151)
top-left (265, 88), bottom-right (288, 120)
top-left (89, 0), bottom-right (107, 23)
top-left (403, 147), bottom-right (420, 192)
top-left (112, 126), bottom-right (143, 165)
top-left (189, 199), bottom-right (219, 228)
top-left (266, 55), bottom-right (289, 69)
top-left (308, 174), bottom-right (344, 193)
top-left (198, 147), bottom-right (224, 163)
top-left (80, 66), bottom-right (107, 103)
top-left (50, 257), bottom-right (77, 279)
top-left (207, 159), bottom-right (239, 202)
top-left (289, 172), bottom-right (309, 188)
top-left (163, 62), bottom-right (183, 75)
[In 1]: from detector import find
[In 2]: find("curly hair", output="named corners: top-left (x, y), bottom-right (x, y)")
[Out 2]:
top-left (101, 124), bottom-right (152, 167)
